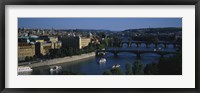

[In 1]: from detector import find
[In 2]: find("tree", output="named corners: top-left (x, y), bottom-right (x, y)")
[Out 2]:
top-left (24, 56), bottom-right (30, 62)
top-left (158, 53), bottom-right (182, 75)
top-left (113, 37), bottom-right (121, 47)
top-left (153, 37), bottom-right (159, 43)
top-left (133, 60), bottom-right (143, 75)
top-left (29, 56), bottom-right (33, 61)
top-left (103, 70), bottom-right (112, 75)
top-left (125, 62), bottom-right (133, 75)
top-left (33, 55), bottom-right (37, 60)
top-left (68, 47), bottom-right (73, 56)
top-left (49, 49), bottom-right (57, 58)
top-left (110, 68), bottom-right (123, 75)
top-left (104, 37), bottom-right (109, 47)
top-left (98, 44), bottom-right (105, 49)
top-left (100, 32), bottom-right (106, 38)
top-left (144, 62), bottom-right (159, 75)
top-left (56, 49), bottom-right (62, 57)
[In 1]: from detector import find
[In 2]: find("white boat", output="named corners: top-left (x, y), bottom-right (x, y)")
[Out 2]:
top-left (18, 66), bottom-right (33, 72)
top-left (99, 58), bottom-right (106, 64)
top-left (112, 64), bottom-right (120, 68)
top-left (97, 52), bottom-right (106, 57)
top-left (50, 66), bottom-right (62, 72)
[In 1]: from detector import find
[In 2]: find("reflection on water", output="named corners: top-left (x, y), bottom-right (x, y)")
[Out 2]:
top-left (19, 43), bottom-right (177, 75)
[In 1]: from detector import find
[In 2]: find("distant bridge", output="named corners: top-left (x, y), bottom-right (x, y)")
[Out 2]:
top-left (119, 41), bottom-right (180, 48)
top-left (96, 49), bottom-right (178, 58)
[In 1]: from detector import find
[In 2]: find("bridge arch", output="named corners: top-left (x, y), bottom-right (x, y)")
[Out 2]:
top-left (131, 43), bottom-right (137, 47)
top-left (115, 52), bottom-right (137, 56)
top-left (116, 51), bottom-right (137, 55)
top-left (122, 43), bottom-right (128, 47)
top-left (140, 52), bottom-right (162, 57)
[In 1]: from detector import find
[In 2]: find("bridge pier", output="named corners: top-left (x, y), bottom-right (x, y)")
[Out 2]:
top-left (119, 43), bottom-right (121, 47)
top-left (136, 43), bottom-right (141, 48)
top-left (114, 53), bottom-right (118, 57)
top-left (136, 53), bottom-right (141, 59)
top-left (145, 43), bottom-right (149, 48)
top-left (128, 43), bottom-right (131, 47)
top-left (155, 43), bottom-right (158, 48)
top-left (164, 43), bottom-right (167, 48)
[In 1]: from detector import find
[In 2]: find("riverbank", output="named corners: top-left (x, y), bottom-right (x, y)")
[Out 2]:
top-left (20, 52), bottom-right (95, 68)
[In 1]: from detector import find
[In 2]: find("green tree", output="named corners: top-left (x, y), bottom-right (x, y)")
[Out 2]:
top-left (56, 49), bottom-right (62, 57)
top-left (33, 55), bottom-right (36, 60)
top-left (153, 37), bottom-right (159, 44)
top-left (104, 37), bottom-right (109, 47)
top-left (158, 53), bottom-right (182, 75)
top-left (98, 44), bottom-right (105, 49)
top-left (24, 56), bottom-right (30, 62)
top-left (68, 47), bottom-right (73, 56)
top-left (49, 49), bottom-right (55, 58)
top-left (144, 62), bottom-right (159, 75)
top-left (103, 70), bottom-right (112, 75)
top-left (125, 62), bottom-right (133, 75)
top-left (29, 56), bottom-right (33, 61)
top-left (110, 68), bottom-right (123, 75)
top-left (133, 60), bottom-right (143, 75)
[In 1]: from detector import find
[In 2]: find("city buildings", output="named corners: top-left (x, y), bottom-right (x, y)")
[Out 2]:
top-left (18, 43), bottom-right (35, 61)
top-left (18, 34), bottom-right (62, 61)
top-left (49, 37), bottom-right (62, 49)
top-left (60, 36), bottom-right (80, 49)
top-left (60, 36), bottom-right (91, 49)
top-left (80, 37), bottom-right (91, 49)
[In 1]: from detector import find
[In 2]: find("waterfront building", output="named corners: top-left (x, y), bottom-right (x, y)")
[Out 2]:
top-left (52, 41), bottom-right (62, 49)
top-left (19, 35), bottom-right (62, 58)
top-left (49, 37), bottom-right (62, 49)
top-left (18, 35), bottom-right (44, 44)
top-left (80, 37), bottom-right (91, 49)
top-left (49, 37), bottom-right (58, 42)
top-left (18, 37), bottom-right (30, 43)
top-left (60, 36), bottom-right (91, 49)
top-left (35, 39), bottom-right (45, 43)
top-left (35, 42), bottom-right (51, 57)
top-left (60, 36), bottom-right (80, 49)
top-left (18, 43), bottom-right (35, 61)
top-left (41, 42), bottom-right (52, 55)
top-left (35, 41), bottom-right (62, 57)
top-left (29, 35), bottom-right (43, 43)
top-left (39, 35), bottom-right (50, 42)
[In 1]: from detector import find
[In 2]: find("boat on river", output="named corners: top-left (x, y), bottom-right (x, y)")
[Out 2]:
top-left (98, 58), bottom-right (106, 64)
top-left (18, 66), bottom-right (33, 72)
top-left (112, 64), bottom-right (120, 68)
top-left (50, 65), bottom-right (62, 72)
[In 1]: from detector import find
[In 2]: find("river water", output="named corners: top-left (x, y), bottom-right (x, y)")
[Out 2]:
top-left (19, 42), bottom-right (177, 75)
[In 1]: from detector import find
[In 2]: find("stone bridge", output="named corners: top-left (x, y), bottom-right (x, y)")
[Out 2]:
top-left (96, 49), bottom-right (177, 58)
top-left (120, 41), bottom-right (180, 48)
